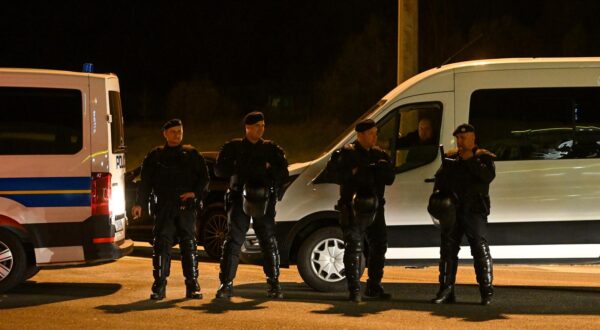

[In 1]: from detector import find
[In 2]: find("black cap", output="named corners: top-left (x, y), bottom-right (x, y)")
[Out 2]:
top-left (355, 119), bottom-right (376, 133)
top-left (244, 111), bottom-right (265, 125)
top-left (162, 118), bottom-right (182, 131)
top-left (452, 123), bottom-right (475, 136)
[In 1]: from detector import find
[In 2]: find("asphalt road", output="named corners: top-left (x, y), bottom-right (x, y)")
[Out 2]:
top-left (1, 243), bottom-right (599, 329)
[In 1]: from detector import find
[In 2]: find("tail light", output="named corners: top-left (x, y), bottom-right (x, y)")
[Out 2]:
top-left (92, 172), bottom-right (112, 216)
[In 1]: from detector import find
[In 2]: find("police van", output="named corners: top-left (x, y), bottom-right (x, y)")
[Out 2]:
top-left (0, 66), bottom-right (133, 292)
top-left (241, 57), bottom-right (600, 291)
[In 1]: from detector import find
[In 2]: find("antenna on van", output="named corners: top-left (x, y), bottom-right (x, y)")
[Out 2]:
top-left (438, 33), bottom-right (484, 68)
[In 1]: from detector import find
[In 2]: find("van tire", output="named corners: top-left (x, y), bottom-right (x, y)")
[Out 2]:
top-left (0, 230), bottom-right (27, 293)
top-left (297, 226), bottom-right (365, 292)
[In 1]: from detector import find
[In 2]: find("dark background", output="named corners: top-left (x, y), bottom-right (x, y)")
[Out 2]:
top-left (2, 0), bottom-right (600, 126)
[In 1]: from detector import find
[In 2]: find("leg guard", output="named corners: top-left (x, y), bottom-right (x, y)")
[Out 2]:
top-left (474, 242), bottom-right (494, 305)
top-left (180, 239), bottom-right (202, 299)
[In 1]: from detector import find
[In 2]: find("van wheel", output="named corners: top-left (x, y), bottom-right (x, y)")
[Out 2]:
top-left (0, 231), bottom-right (27, 293)
top-left (200, 208), bottom-right (228, 260)
top-left (297, 226), bottom-right (365, 292)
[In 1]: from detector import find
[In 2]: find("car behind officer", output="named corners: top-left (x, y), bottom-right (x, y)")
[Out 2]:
top-left (214, 111), bottom-right (289, 299)
top-left (326, 119), bottom-right (395, 303)
top-left (428, 123), bottom-right (496, 305)
top-left (132, 119), bottom-right (209, 300)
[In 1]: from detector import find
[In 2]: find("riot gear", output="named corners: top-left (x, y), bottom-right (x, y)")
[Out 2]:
top-left (427, 190), bottom-right (457, 229)
top-left (352, 189), bottom-right (379, 228)
top-left (214, 123), bottom-right (289, 299)
top-left (325, 134), bottom-right (395, 302)
top-left (431, 126), bottom-right (496, 306)
top-left (242, 181), bottom-right (271, 218)
top-left (135, 137), bottom-right (210, 301)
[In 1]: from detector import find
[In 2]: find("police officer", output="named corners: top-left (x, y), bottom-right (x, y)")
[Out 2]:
top-left (214, 111), bottom-right (289, 299)
top-left (132, 119), bottom-right (209, 300)
top-left (429, 123), bottom-right (496, 305)
top-left (326, 119), bottom-right (395, 303)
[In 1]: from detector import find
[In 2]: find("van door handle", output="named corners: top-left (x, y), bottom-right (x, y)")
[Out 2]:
top-left (424, 177), bottom-right (435, 183)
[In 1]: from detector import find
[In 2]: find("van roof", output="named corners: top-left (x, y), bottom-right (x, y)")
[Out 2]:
top-left (0, 67), bottom-right (117, 79)
top-left (383, 57), bottom-right (600, 101)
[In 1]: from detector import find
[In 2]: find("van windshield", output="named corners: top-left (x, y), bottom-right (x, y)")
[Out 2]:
top-left (109, 91), bottom-right (126, 153)
top-left (319, 99), bottom-right (387, 156)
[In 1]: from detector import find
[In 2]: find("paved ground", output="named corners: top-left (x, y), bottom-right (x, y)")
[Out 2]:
top-left (1, 244), bottom-right (599, 329)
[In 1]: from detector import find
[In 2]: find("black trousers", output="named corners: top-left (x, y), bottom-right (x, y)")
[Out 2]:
top-left (153, 202), bottom-right (196, 250)
top-left (340, 204), bottom-right (388, 291)
top-left (439, 209), bottom-right (493, 289)
top-left (440, 210), bottom-right (489, 261)
top-left (219, 191), bottom-right (280, 283)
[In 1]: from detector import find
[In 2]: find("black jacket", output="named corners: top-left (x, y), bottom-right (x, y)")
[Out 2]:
top-left (214, 138), bottom-right (289, 192)
top-left (434, 149), bottom-right (495, 214)
top-left (136, 144), bottom-right (209, 206)
top-left (326, 141), bottom-right (395, 204)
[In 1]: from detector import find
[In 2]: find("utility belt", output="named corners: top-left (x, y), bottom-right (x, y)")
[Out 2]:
top-left (155, 194), bottom-right (199, 211)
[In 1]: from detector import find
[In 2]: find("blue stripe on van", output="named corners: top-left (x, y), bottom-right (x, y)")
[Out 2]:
top-left (0, 193), bottom-right (91, 207)
top-left (0, 177), bottom-right (90, 191)
top-left (0, 177), bottom-right (91, 207)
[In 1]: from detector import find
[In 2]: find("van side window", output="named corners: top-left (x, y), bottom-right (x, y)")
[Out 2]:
top-left (470, 88), bottom-right (600, 161)
top-left (0, 87), bottom-right (82, 155)
top-left (109, 91), bottom-right (126, 153)
top-left (376, 103), bottom-right (442, 172)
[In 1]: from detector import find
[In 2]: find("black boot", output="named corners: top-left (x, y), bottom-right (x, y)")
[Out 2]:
top-left (364, 279), bottom-right (391, 300)
top-left (262, 237), bottom-right (283, 299)
top-left (343, 245), bottom-right (362, 303)
top-left (181, 240), bottom-right (202, 299)
top-left (150, 251), bottom-right (171, 300)
top-left (474, 244), bottom-right (494, 306)
top-left (215, 241), bottom-right (239, 299)
top-left (267, 278), bottom-right (283, 299)
top-left (431, 260), bottom-right (457, 304)
top-left (216, 282), bottom-right (234, 299)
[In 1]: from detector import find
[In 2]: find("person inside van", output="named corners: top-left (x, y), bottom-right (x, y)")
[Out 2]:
top-left (397, 117), bottom-right (436, 148)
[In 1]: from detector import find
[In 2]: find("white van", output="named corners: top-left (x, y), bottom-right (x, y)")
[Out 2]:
top-left (242, 58), bottom-right (600, 291)
top-left (0, 67), bottom-right (133, 292)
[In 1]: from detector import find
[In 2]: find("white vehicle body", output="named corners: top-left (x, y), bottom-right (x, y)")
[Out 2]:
top-left (242, 58), bottom-right (600, 291)
top-left (0, 68), bottom-right (133, 292)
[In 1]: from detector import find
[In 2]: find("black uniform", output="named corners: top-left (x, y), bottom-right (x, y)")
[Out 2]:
top-left (432, 148), bottom-right (495, 305)
top-left (326, 141), bottom-right (395, 300)
top-left (136, 143), bottom-right (209, 299)
top-left (214, 137), bottom-right (288, 298)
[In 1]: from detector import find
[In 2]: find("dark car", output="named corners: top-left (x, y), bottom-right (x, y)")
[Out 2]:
top-left (125, 151), bottom-right (229, 259)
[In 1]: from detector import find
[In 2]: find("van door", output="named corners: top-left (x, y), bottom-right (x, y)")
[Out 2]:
top-left (456, 68), bottom-right (600, 259)
top-left (372, 92), bottom-right (454, 259)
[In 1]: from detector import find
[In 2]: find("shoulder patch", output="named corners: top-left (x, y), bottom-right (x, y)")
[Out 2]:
top-left (445, 148), bottom-right (459, 157)
top-left (181, 144), bottom-right (197, 151)
top-left (343, 144), bottom-right (355, 151)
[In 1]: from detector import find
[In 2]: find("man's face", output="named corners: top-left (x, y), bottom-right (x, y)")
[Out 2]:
top-left (418, 120), bottom-right (433, 141)
top-left (456, 132), bottom-right (476, 151)
top-left (357, 126), bottom-right (378, 149)
top-left (245, 121), bottom-right (265, 141)
top-left (163, 125), bottom-right (183, 146)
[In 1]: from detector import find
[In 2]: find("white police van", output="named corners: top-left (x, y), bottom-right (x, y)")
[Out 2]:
top-left (0, 66), bottom-right (133, 292)
top-left (242, 58), bottom-right (600, 291)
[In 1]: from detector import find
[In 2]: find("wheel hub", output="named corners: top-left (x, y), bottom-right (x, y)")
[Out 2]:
top-left (310, 238), bottom-right (345, 283)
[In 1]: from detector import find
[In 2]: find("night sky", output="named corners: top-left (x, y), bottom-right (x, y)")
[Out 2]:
top-left (2, 1), bottom-right (600, 123)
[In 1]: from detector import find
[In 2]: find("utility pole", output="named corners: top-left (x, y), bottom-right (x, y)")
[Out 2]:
top-left (398, 0), bottom-right (418, 85)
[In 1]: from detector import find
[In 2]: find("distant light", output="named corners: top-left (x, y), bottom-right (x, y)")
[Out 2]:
top-left (83, 63), bottom-right (94, 73)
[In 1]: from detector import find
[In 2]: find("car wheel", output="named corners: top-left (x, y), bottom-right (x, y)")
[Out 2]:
top-left (0, 230), bottom-right (27, 293)
top-left (200, 208), bottom-right (228, 260)
top-left (297, 226), bottom-right (365, 292)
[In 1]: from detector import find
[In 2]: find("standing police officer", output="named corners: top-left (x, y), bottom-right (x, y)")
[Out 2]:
top-left (326, 119), bottom-right (395, 303)
top-left (429, 123), bottom-right (496, 305)
top-left (132, 119), bottom-right (209, 300)
top-left (214, 111), bottom-right (289, 299)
